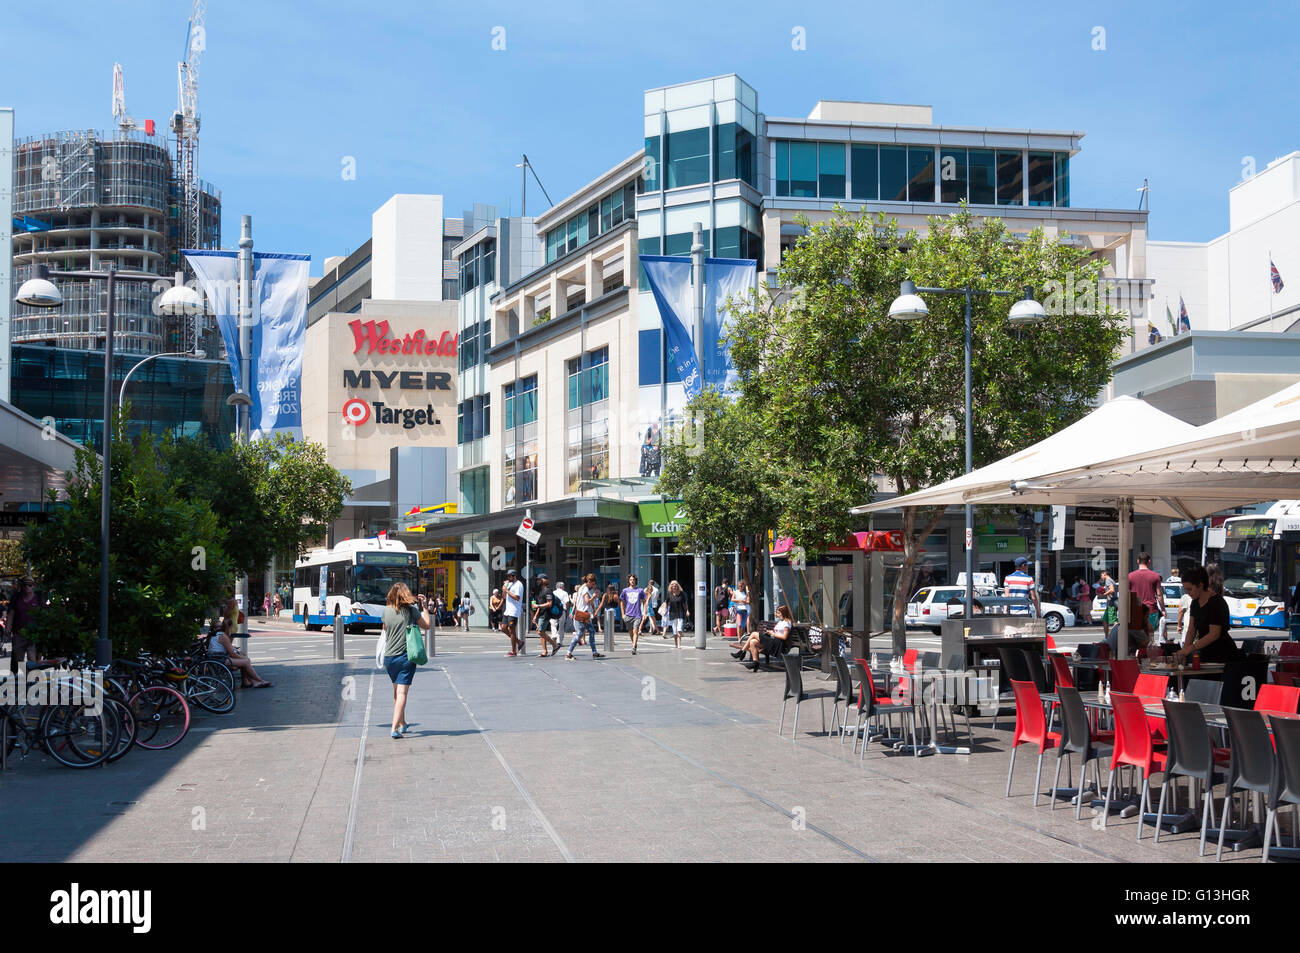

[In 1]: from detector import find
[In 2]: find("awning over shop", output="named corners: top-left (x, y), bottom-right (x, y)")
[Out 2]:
top-left (770, 530), bottom-right (904, 555)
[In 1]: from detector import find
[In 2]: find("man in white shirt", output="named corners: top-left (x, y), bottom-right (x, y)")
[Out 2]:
top-left (502, 570), bottom-right (525, 657)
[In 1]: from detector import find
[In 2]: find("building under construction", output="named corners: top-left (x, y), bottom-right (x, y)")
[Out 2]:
top-left (10, 127), bottom-right (221, 355)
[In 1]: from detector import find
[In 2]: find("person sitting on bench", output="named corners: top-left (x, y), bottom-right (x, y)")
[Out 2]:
top-left (733, 605), bottom-right (794, 671)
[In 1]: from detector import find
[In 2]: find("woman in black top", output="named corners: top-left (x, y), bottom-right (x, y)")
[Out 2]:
top-left (1176, 565), bottom-right (1243, 665)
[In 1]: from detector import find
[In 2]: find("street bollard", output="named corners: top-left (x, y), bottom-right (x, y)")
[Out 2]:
top-left (333, 615), bottom-right (344, 661)
top-left (427, 615), bottom-right (436, 658)
top-left (604, 608), bottom-right (616, 654)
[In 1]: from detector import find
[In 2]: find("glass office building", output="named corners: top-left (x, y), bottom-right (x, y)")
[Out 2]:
top-left (11, 344), bottom-right (235, 452)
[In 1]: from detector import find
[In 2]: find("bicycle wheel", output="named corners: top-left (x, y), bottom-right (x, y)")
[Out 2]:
top-left (104, 697), bottom-right (136, 762)
top-left (187, 674), bottom-right (235, 714)
top-left (188, 659), bottom-right (236, 696)
top-left (128, 685), bottom-right (190, 750)
top-left (40, 704), bottom-right (116, 768)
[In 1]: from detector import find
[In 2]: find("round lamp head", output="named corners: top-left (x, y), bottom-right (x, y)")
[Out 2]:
top-left (1008, 296), bottom-right (1047, 325)
top-left (888, 280), bottom-right (929, 321)
top-left (15, 276), bottom-right (63, 309)
top-left (226, 391), bottom-right (253, 409)
top-left (158, 283), bottom-right (205, 316)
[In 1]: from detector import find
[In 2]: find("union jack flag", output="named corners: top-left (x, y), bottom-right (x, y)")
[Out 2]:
top-left (1178, 297), bottom-right (1191, 333)
top-left (1272, 258), bottom-right (1285, 293)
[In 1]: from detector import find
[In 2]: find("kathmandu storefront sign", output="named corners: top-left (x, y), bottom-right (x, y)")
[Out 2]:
top-left (638, 501), bottom-right (688, 538)
top-left (342, 398), bottom-right (443, 429)
top-left (562, 536), bottom-right (611, 549)
top-left (350, 319), bottom-right (458, 357)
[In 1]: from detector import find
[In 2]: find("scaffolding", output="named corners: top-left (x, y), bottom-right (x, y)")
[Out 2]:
top-left (11, 129), bottom-right (221, 356)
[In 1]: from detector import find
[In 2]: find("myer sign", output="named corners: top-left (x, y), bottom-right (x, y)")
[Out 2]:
top-left (639, 501), bottom-right (688, 538)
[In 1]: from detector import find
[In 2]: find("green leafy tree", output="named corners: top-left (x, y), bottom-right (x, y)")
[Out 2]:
top-left (22, 415), bottom-right (234, 658)
top-left (657, 389), bottom-right (781, 595)
top-left (727, 206), bottom-right (1127, 653)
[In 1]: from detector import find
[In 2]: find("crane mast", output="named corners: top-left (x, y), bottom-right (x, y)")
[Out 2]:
top-left (172, 0), bottom-right (206, 253)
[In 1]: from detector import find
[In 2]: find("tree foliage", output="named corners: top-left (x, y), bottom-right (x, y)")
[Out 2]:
top-left (22, 415), bottom-right (234, 658)
top-left (696, 205), bottom-right (1127, 651)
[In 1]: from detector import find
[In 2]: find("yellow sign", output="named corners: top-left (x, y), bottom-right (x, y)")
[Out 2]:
top-left (417, 548), bottom-right (441, 568)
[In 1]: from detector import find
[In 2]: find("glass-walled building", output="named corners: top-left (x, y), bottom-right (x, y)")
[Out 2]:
top-left (11, 343), bottom-right (235, 452)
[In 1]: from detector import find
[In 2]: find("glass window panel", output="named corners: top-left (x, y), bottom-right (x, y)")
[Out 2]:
top-left (789, 141), bottom-right (817, 198)
top-left (997, 151), bottom-right (1023, 206)
top-left (1027, 152), bottom-right (1054, 206)
top-left (715, 122), bottom-right (736, 182)
top-left (851, 145), bottom-right (877, 200)
top-left (714, 225), bottom-right (740, 259)
top-left (939, 149), bottom-right (967, 204)
top-left (818, 142), bottom-right (846, 199)
top-left (1054, 153), bottom-right (1070, 208)
top-left (908, 147), bottom-right (935, 202)
top-left (643, 136), bottom-right (660, 191)
top-left (638, 328), bottom-right (661, 386)
top-left (735, 125), bottom-right (755, 187)
top-left (665, 127), bottom-right (710, 189)
top-left (880, 146), bottom-right (907, 201)
top-left (967, 150), bottom-right (995, 205)
top-left (775, 141), bottom-right (790, 197)
top-left (664, 230), bottom-right (708, 256)
top-left (587, 204), bottom-right (600, 238)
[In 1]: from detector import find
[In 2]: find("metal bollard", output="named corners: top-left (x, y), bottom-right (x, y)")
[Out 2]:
top-left (333, 615), bottom-right (345, 661)
top-left (604, 608), bottom-right (616, 653)
top-left (427, 615), bottom-right (436, 658)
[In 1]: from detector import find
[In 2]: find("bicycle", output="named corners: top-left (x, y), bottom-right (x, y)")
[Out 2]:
top-left (0, 666), bottom-right (120, 769)
top-left (107, 659), bottom-right (191, 750)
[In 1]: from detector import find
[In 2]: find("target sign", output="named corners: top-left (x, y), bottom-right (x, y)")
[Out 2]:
top-left (342, 398), bottom-right (370, 425)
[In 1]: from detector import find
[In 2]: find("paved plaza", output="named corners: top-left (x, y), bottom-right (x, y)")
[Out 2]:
top-left (0, 620), bottom-right (1266, 863)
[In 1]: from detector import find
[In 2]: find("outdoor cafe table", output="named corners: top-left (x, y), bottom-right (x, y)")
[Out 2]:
top-left (1140, 659), bottom-right (1227, 693)
top-left (889, 667), bottom-right (995, 756)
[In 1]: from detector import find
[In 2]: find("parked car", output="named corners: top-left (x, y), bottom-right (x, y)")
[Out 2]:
top-left (1162, 582), bottom-right (1184, 633)
top-left (906, 585), bottom-right (995, 633)
top-left (940, 590), bottom-right (1077, 634)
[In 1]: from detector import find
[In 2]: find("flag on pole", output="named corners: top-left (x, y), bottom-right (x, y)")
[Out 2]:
top-left (1271, 257), bottom-right (1285, 293)
top-left (639, 255), bottom-right (701, 399)
top-left (1147, 321), bottom-right (1162, 345)
top-left (1166, 302), bottom-right (1177, 335)
top-left (1178, 296), bottom-right (1191, 333)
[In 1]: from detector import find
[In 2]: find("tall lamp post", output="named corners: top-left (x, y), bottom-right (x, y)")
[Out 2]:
top-left (15, 264), bottom-right (203, 665)
top-left (887, 280), bottom-right (1046, 620)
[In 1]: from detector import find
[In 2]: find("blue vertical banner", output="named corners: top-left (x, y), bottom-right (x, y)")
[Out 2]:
top-left (639, 255), bottom-right (700, 399)
top-left (184, 249), bottom-right (310, 439)
top-left (703, 257), bottom-right (756, 394)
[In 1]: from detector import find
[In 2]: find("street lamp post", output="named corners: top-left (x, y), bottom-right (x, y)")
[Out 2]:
top-left (16, 264), bottom-right (201, 665)
top-left (888, 280), bottom-right (1045, 621)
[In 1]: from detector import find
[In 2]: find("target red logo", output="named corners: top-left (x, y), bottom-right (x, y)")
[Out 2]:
top-left (342, 398), bottom-right (370, 425)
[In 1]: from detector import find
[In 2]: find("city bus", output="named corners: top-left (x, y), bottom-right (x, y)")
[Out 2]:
top-left (292, 538), bottom-right (418, 631)
top-left (1219, 502), bottom-right (1300, 630)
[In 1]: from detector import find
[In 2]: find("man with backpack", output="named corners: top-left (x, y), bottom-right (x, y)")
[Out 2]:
top-left (531, 573), bottom-right (561, 658)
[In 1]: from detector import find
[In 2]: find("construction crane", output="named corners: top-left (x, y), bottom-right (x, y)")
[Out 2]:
top-left (112, 62), bottom-right (137, 133)
top-left (171, 0), bottom-right (206, 252)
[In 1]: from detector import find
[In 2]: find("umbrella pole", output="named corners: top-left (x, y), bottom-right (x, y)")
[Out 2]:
top-left (1118, 500), bottom-right (1131, 658)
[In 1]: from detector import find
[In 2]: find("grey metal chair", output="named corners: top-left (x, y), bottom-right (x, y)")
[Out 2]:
top-left (1052, 685), bottom-right (1111, 819)
top-left (830, 655), bottom-right (856, 743)
top-left (779, 654), bottom-right (837, 740)
top-left (1157, 700), bottom-right (1226, 855)
top-left (1264, 716), bottom-right (1300, 862)
top-left (1217, 707), bottom-right (1277, 861)
top-left (1184, 678), bottom-right (1223, 706)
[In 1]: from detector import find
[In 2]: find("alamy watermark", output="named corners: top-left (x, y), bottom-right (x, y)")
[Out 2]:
top-left (0, 665), bottom-right (104, 715)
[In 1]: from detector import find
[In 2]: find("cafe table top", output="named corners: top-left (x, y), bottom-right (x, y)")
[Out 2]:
top-left (1041, 690), bottom-right (1300, 731)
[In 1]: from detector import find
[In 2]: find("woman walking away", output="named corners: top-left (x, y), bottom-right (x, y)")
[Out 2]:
top-left (382, 583), bottom-right (430, 739)
top-left (664, 580), bottom-right (691, 649)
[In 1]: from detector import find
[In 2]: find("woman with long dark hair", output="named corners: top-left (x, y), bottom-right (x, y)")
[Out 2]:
top-left (382, 583), bottom-right (430, 739)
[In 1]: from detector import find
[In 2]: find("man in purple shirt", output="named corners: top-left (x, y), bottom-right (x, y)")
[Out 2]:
top-left (620, 574), bottom-right (646, 656)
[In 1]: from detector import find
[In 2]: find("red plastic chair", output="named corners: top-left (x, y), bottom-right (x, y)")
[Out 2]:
top-left (1279, 642), bottom-right (1300, 674)
top-left (1133, 673), bottom-right (1170, 741)
top-left (1101, 692), bottom-right (1168, 839)
top-left (1049, 653), bottom-right (1075, 689)
top-left (1006, 679), bottom-right (1064, 806)
top-left (1046, 633), bottom-right (1058, 651)
top-left (1254, 683), bottom-right (1300, 716)
top-left (1110, 658), bottom-right (1139, 694)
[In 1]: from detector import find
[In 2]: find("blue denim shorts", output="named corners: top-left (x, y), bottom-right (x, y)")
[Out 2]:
top-left (384, 654), bottom-right (416, 685)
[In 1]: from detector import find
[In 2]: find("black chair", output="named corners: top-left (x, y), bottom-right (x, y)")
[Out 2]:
top-left (1022, 649), bottom-right (1051, 694)
top-left (1074, 642), bottom-right (1102, 692)
top-left (830, 655), bottom-right (856, 743)
top-left (997, 646), bottom-right (1032, 697)
top-left (779, 654), bottom-right (837, 740)
top-left (1264, 716), bottom-right (1300, 862)
top-left (1220, 660), bottom-right (1270, 710)
top-left (850, 658), bottom-right (920, 758)
top-left (1157, 700), bottom-right (1228, 856)
top-left (1216, 707), bottom-right (1277, 861)
top-left (1185, 678), bottom-right (1223, 706)
top-left (1051, 686), bottom-right (1112, 820)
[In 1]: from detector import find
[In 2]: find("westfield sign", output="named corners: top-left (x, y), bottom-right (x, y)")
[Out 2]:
top-left (349, 319), bottom-right (458, 357)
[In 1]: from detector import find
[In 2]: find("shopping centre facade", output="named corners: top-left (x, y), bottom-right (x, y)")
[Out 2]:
top-left (290, 73), bottom-right (1163, 625)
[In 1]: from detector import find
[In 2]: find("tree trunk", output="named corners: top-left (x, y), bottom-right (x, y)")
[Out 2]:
top-left (890, 504), bottom-right (947, 657)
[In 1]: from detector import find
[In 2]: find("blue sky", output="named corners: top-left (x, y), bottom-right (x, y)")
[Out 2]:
top-left (4, 0), bottom-right (1296, 273)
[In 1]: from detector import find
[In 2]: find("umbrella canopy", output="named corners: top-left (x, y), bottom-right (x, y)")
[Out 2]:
top-left (850, 396), bottom-right (1198, 515)
top-left (988, 380), bottom-right (1300, 518)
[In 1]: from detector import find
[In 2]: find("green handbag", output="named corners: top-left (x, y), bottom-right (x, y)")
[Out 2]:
top-left (405, 606), bottom-right (427, 665)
